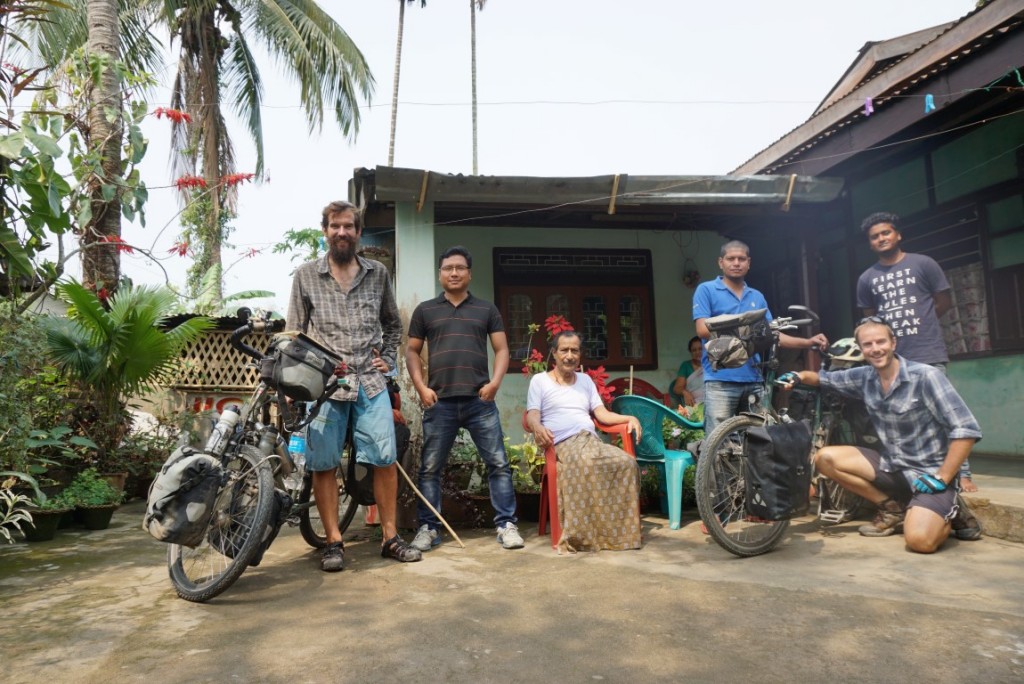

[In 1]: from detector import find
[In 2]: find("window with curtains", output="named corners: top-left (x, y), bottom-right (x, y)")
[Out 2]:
top-left (494, 248), bottom-right (657, 370)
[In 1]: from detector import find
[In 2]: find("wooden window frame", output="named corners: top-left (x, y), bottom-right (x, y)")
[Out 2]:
top-left (494, 248), bottom-right (657, 371)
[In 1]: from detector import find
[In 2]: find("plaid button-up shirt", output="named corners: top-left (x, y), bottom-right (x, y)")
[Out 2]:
top-left (820, 356), bottom-right (982, 483)
top-left (286, 255), bottom-right (401, 401)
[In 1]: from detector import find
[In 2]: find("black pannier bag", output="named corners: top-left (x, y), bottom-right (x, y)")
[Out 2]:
top-left (143, 446), bottom-right (223, 547)
top-left (260, 332), bottom-right (341, 402)
top-left (703, 308), bottom-right (771, 371)
top-left (743, 420), bottom-right (813, 521)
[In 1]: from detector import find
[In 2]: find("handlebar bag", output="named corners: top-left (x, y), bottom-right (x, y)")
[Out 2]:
top-left (143, 446), bottom-right (223, 547)
top-left (704, 308), bottom-right (771, 370)
top-left (264, 332), bottom-right (339, 402)
top-left (743, 420), bottom-right (812, 520)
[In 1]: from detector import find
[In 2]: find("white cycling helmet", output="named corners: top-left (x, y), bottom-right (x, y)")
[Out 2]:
top-left (829, 337), bottom-right (864, 368)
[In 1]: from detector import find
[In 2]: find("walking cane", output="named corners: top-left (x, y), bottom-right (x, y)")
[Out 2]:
top-left (395, 461), bottom-right (466, 548)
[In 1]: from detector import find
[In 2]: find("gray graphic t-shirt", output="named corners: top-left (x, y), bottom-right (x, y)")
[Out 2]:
top-left (856, 252), bottom-right (951, 364)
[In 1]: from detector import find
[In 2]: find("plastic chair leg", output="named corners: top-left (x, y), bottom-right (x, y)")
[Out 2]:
top-left (664, 452), bottom-right (696, 530)
top-left (538, 465), bottom-right (560, 549)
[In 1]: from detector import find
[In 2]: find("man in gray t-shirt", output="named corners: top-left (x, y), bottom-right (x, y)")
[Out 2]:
top-left (856, 211), bottom-right (976, 490)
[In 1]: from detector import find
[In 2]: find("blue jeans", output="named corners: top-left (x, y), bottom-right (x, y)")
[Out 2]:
top-left (703, 380), bottom-right (764, 437)
top-left (418, 397), bottom-right (516, 530)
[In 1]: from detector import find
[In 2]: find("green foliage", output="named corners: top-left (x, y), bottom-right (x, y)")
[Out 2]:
top-left (0, 313), bottom-right (82, 477)
top-left (40, 281), bottom-right (213, 461)
top-left (272, 227), bottom-right (324, 267)
top-left (506, 437), bottom-right (543, 493)
top-left (171, 262), bottom-right (274, 316)
top-left (115, 430), bottom-right (174, 478)
top-left (662, 404), bottom-right (704, 446)
top-left (59, 467), bottom-right (122, 507)
top-left (0, 37), bottom-right (153, 309)
top-left (0, 486), bottom-right (34, 543)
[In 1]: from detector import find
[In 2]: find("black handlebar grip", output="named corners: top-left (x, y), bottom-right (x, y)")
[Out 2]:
top-left (229, 324), bottom-right (264, 361)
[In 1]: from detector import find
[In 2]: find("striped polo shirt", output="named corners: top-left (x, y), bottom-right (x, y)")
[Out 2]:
top-left (407, 292), bottom-right (505, 399)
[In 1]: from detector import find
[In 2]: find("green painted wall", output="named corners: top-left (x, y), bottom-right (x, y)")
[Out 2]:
top-left (418, 224), bottom-right (722, 440)
top-left (949, 356), bottom-right (1024, 456)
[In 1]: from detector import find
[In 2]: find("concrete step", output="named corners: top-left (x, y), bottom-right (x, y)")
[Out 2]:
top-left (962, 452), bottom-right (1024, 544)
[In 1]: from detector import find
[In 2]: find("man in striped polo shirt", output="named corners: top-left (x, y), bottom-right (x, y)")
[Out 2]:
top-left (406, 246), bottom-right (523, 551)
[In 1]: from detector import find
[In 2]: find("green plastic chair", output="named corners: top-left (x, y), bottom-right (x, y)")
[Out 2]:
top-left (611, 395), bottom-right (702, 530)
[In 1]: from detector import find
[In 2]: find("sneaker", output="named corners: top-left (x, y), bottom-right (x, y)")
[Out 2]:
top-left (410, 524), bottom-right (441, 552)
top-left (951, 495), bottom-right (982, 541)
top-left (381, 534), bottom-right (422, 562)
top-left (320, 542), bottom-right (345, 572)
top-left (496, 523), bottom-right (524, 549)
top-left (858, 500), bottom-right (905, 537)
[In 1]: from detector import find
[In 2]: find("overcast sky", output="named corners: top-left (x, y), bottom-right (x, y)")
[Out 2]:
top-left (112, 0), bottom-right (975, 312)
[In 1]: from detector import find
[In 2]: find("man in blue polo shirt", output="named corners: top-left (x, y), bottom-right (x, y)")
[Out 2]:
top-left (693, 240), bottom-right (828, 437)
top-left (406, 246), bottom-right (523, 551)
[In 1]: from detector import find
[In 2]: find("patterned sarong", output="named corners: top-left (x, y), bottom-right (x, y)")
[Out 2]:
top-left (555, 431), bottom-right (642, 553)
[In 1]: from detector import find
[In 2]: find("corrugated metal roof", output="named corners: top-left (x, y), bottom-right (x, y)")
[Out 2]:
top-left (362, 167), bottom-right (843, 208)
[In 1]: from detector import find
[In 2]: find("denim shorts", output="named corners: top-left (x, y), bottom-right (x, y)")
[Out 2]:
top-left (859, 447), bottom-right (958, 521)
top-left (304, 386), bottom-right (396, 472)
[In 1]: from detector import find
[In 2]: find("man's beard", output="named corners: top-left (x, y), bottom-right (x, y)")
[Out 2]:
top-left (329, 235), bottom-right (357, 264)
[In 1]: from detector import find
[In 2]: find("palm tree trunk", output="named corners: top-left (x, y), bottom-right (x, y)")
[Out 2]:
top-left (82, 0), bottom-right (122, 294)
top-left (388, 0), bottom-right (407, 167)
top-left (199, 10), bottom-right (224, 305)
top-left (470, 0), bottom-right (479, 175)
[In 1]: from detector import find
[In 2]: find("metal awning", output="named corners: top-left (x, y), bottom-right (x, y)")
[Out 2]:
top-left (359, 166), bottom-right (842, 209)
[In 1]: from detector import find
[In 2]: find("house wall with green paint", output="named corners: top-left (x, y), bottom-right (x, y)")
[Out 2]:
top-left (949, 357), bottom-right (1024, 456)
top-left (402, 221), bottom-right (724, 440)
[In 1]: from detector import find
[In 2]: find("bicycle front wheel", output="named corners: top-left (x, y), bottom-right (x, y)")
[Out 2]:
top-left (297, 469), bottom-right (359, 549)
top-left (696, 415), bottom-right (789, 557)
top-left (167, 446), bottom-right (275, 602)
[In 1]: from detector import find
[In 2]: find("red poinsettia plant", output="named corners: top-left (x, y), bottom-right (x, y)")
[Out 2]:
top-left (520, 315), bottom-right (614, 404)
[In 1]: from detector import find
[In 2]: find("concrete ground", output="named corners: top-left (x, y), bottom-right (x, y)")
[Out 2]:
top-left (2, 481), bottom-right (1023, 684)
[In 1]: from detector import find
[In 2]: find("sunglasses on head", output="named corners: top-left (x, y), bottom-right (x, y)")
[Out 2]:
top-left (857, 315), bottom-right (892, 329)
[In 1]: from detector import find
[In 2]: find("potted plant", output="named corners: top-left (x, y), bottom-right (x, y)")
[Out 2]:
top-left (22, 493), bottom-right (74, 542)
top-left (61, 468), bottom-right (124, 530)
top-left (506, 437), bottom-right (543, 521)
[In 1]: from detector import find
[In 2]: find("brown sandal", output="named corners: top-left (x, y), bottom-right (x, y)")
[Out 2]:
top-left (381, 535), bottom-right (422, 562)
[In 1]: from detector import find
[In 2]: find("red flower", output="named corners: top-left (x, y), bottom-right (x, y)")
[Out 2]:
top-left (544, 315), bottom-right (574, 338)
top-left (101, 235), bottom-right (133, 254)
top-left (168, 241), bottom-right (191, 257)
top-left (522, 348), bottom-right (547, 376)
top-left (242, 247), bottom-right (261, 259)
top-left (584, 365), bottom-right (614, 404)
top-left (97, 287), bottom-right (109, 302)
top-left (174, 175), bottom-right (207, 190)
top-left (221, 172), bottom-right (255, 187)
top-left (153, 107), bottom-right (192, 124)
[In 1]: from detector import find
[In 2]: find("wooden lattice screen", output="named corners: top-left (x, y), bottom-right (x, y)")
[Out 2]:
top-left (170, 330), bottom-right (273, 392)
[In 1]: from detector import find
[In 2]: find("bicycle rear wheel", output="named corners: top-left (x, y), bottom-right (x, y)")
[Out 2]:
top-left (297, 469), bottom-right (359, 549)
top-left (167, 446), bottom-right (274, 602)
top-left (696, 415), bottom-right (789, 557)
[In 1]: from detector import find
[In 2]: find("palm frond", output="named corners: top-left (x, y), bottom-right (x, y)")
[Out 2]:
top-left (55, 281), bottom-right (116, 348)
top-left (222, 32), bottom-right (265, 177)
top-left (251, 0), bottom-right (375, 137)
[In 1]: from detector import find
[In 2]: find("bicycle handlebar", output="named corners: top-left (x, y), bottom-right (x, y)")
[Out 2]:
top-left (229, 318), bottom-right (286, 362)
